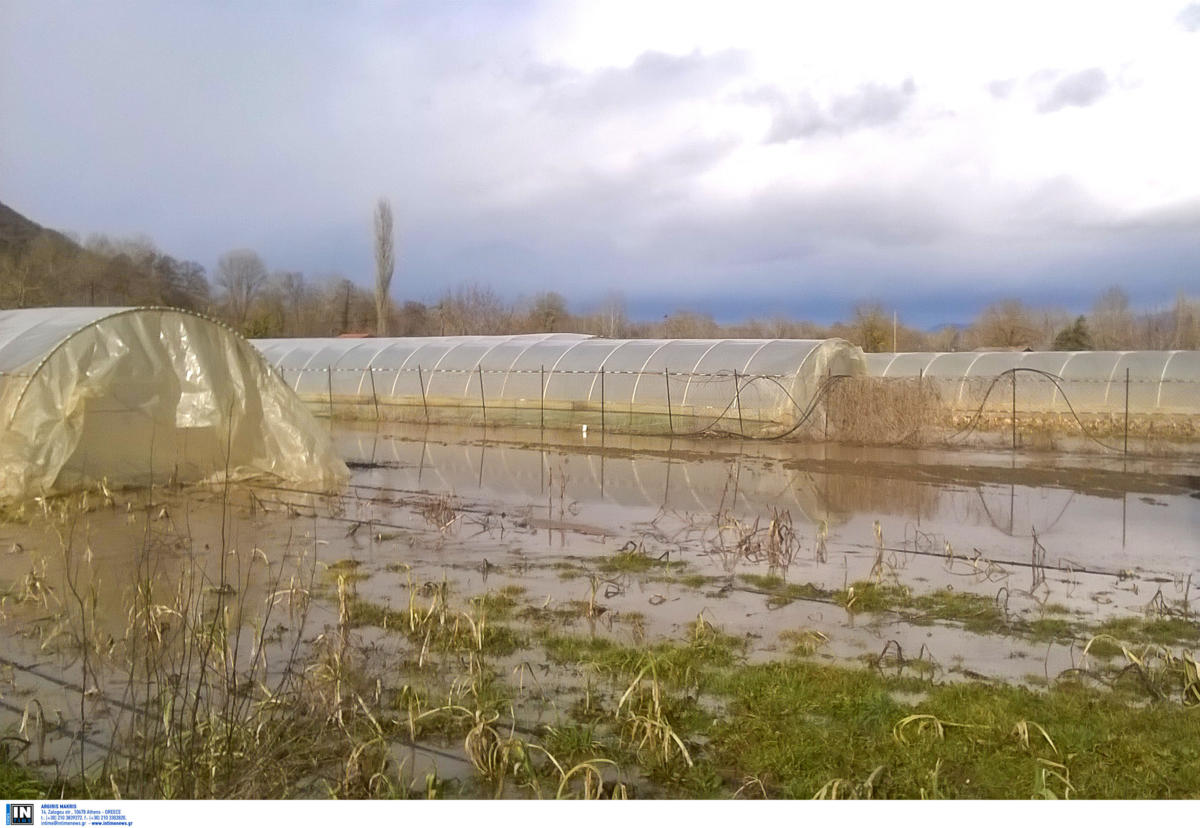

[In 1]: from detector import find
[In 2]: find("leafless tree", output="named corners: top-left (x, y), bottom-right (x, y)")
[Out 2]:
top-left (971, 300), bottom-right (1039, 348)
top-left (215, 248), bottom-right (268, 328)
top-left (373, 198), bottom-right (395, 337)
top-left (849, 303), bottom-right (891, 352)
top-left (1091, 286), bottom-right (1133, 349)
top-left (525, 291), bottom-right (569, 332)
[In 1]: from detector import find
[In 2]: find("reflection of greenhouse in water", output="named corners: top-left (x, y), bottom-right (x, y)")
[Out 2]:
top-left (332, 427), bottom-right (1199, 577)
top-left (336, 430), bottom-right (962, 530)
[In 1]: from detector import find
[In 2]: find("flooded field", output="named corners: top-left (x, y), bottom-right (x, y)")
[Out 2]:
top-left (2, 422), bottom-right (1198, 798)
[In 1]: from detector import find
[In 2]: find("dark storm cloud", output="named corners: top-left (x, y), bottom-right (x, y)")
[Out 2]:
top-left (532, 49), bottom-right (749, 113)
top-left (1036, 67), bottom-right (1110, 113)
top-left (1177, 4), bottom-right (1200, 31)
top-left (762, 79), bottom-right (917, 143)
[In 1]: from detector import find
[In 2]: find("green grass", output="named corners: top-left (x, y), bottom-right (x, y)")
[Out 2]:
top-left (687, 659), bottom-right (1200, 798)
top-left (343, 595), bottom-right (525, 657)
top-left (0, 755), bottom-right (50, 797)
top-left (1093, 616), bottom-right (1200, 646)
top-left (598, 546), bottom-right (675, 574)
top-left (738, 574), bottom-right (831, 607)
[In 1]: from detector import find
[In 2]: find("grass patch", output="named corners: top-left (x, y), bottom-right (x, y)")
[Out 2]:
top-left (343, 595), bottom-right (525, 657)
top-left (738, 574), bottom-right (831, 608)
top-left (599, 544), bottom-right (675, 574)
top-left (697, 659), bottom-right (1200, 798)
top-left (1093, 616), bottom-right (1200, 647)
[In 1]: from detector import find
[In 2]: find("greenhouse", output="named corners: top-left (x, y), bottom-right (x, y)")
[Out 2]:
top-left (0, 307), bottom-right (346, 499)
top-left (252, 334), bottom-right (867, 435)
top-left (863, 351), bottom-right (1200, 415)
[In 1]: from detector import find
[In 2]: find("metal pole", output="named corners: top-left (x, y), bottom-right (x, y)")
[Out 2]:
top-left (417, 364), bottom-right (429, 423)
top-left (1011, 369), bottom-right (1017, 451)
top-left (368, 367), bottom-right (380, 421)
top-left (1124, 366), bottom-right (1130, 457)
top-left (540, 365), bottom-right (545, 432)
top-left (733, 369), bottom-right (745, 437)
top-left (327, 366), bottom-right (334, 420)
top-left (823, 367), bottom-right (830, 441)
top-left (599, 366), bottom-right (605, 434)
top-left (664, 368), bottom-right (674, 435)
top-left (478, 364), bottom-right (487, 426)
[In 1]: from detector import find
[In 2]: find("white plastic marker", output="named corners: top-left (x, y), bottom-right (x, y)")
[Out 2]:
top-left (581, 424), bottom-right (588, 437)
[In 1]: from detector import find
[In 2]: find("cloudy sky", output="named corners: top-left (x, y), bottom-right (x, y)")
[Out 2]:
top-left (3, 1), bottom-right (1199, 326)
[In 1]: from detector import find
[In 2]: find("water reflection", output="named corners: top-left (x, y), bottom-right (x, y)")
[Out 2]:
top-left (332, 424), bottom-right (1199, 577)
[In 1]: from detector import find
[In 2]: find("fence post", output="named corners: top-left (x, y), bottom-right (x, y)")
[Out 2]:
top-left (1124, 367), bottom-right (1130, 457)
top-left (478, 365), bottom-right (487, 426)
top-left (600, 366), bottom-right (605, 435)
top-left (417, 364), bottom-right (429, 423)
top-left (540, 365), bottom-right (545, 432)
top-left (733, 369), bottom-right (745, 437)
top-left (664, 368), bottom-right (674, 435)
top-left (368, 367), bottom-right (380, 421)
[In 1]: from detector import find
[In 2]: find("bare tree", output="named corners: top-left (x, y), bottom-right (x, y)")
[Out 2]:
top-left (971, 300), bottom-right (1039, 348)
top-left (1172, 292), bottom-right (1199, 349)
top-left (215, 249), bottom-right (268, 328)
top-left (373, 198), bottom-right (395, 337)
top-left (526, 291), bottom-right (569, 332)
top-left (849, 303), bottom-right (891, 352)
top-left (1091, 286), bottom-right (1133, 349)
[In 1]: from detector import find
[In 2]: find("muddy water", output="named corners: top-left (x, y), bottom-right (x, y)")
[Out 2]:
top-left (1, 421), bottom-right (1197, 776)
top-left (332, 422), bottom-right (1198, 580)
top-left (308, 422), bottom-right (1199, 683)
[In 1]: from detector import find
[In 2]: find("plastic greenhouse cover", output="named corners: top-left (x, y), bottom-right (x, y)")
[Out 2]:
top-left (252, 334), bottom-right (866, 417)
top-left (0, 307), bottom-right (347, 499)
top-left (862, 350), bottom-right (1199, 413)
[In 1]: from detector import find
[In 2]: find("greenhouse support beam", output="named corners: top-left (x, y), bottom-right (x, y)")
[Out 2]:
top-left (665, 368), bottom-right (674, 435)
top-left (733, 369), bottom-right (744, 437)
top-left (478, 365), bottom-right (487, 425)
top-left (369, 368), bottom-right (380, 420)
top-left (1124, 367), bottom-right (1130, 457)
top-left (417, 364), bottom-right (429, 423)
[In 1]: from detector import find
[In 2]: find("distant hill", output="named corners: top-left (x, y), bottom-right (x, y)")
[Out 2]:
top-left (0, 200), bottom-right (210, 311)
top-left (0, 200), bottom-right (84, 258)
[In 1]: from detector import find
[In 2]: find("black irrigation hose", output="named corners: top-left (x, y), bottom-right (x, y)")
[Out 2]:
top-left (945, 367), bottom-right (1125, 452)
top-left (320, 364), bottom-right (1141, 453)
top-left (677, 368), bottom-right (1132, 452)
top-left (646, 371), bottom-right (850, 441)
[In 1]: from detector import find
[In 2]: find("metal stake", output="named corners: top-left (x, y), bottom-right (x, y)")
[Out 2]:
top-left (417, 364), bottom-right (429, 423)
top-left (599, 366), bottom-right (605, 434)
top-left (477, 365), bottom-right (487, 426)
top-left (1124, 366), bottom-right (1130, 457)
top-left (1011, 369), bottom-right (1017, 451)
top-left (368, 367), bottom-right (380, 420)
top-left (664, 368), bottom-right (674, 435)
top-left (733, 369), bottom-right (745, 437)
top-left (540, 365), bottom-right (545, 432)
top-left (327, 366), bottom-right (334, 420)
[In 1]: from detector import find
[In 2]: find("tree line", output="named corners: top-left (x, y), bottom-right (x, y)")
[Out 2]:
top-left (1, 206), bottom-right (1196, 351)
